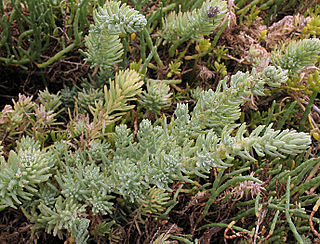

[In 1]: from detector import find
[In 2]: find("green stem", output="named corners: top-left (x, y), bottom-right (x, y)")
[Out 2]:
top-left (141, 45), bottom-right (156, 75)
top-left (169, 236), bottom-right (192, 244)
top-left (185, 0), bottom-right (198, 11)
top-left (299, 90), bottom-right (318, 131)
top-left (204, 176), bottom-right (262, 216)
top-left (276, 101), bottom-right (297, 130)
top-left (291, 160), bottom-right (318, 186)
top-left (143, 30), bottom-right (164, 67)
top-left (255, 192), bottom-right (261, 217)
top-left (178, 40), bottom-right (194, 60)
top-left (198, 222), bottom-right (251, 233)
top-left (17, 29), bottom-right (34, 55)
top-left (229, 207), bottom-right (255, 221)
top-left (146, 3), bottom-right (176, 29)
top-left (237, 0), bottom-right (261, 15)
top-left (36, 42), bottom-right (77, 68)
top-left (285, 176), bottom-right (304, 244)
top-left (146, 78), bottom-right (182, 85)
top-left (235, 0), bottom-right (250, 9)
top-left (267, 203), bottom-right (320, 223)
top-left (290, 174), bottom-right (320, 196)
top-left (264, 100), bottom-right (276, 126)
top-left (0, 56), bottom-right (31, 65)
top-left (198, 19), bottom-right (228, 59)
top-left (169, 36), bottom-right (189, 57)
top-left (140, 32), bottom-right (146, 61)
top-left (260, 0), bottom-right (276, 10)
top-left (267, 210), bottom-right (280, 237)
top-left (36, 0), bottom-right (83, 68)
top-left (220, 167), bottom-right (250, 182)
top-left (190, 0), bottom-right (204, 11)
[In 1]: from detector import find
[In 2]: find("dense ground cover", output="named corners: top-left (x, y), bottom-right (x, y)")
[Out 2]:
top-left (1, 0), bottom-right (320, 243)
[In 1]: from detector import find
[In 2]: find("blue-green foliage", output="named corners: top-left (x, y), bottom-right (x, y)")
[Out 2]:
top-left (139, 81), bottom-right (172, 116)
top-left (93, 0), bottom-right (147, 35)
top-left (56, 162), bottom-right (114, 214)
top-left (84, 0), bottom-right (147, 70)
top-left (1, 33), bottom-right (319, 241)
top-left (0, 66), bottom-right (312, 242)
top-left (163, 0), bottom-right (228, 42)
top-left (1, 0), bottom-right (319, 240)
top-left (0, 137), bottom-right (56, 209)
top-left (84, 33), bottom-right (123, 70)
top-left (1, 62), bottom-right (310, 218)
top-left (272, 38), bottom-right (320, 76)
top-left (37, 197), bottom-right (87, 238)
top-left (192, 66), bottom-right (288, 132)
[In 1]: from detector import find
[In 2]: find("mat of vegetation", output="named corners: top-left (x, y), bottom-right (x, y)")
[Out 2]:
top-left (1, 0), bottom-right (320, 243)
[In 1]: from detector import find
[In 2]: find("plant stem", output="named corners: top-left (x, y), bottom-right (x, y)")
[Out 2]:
top-left (299, 90), bottom-right (318, 131)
